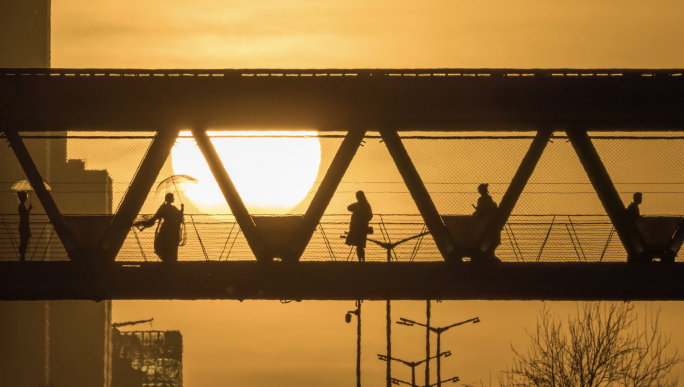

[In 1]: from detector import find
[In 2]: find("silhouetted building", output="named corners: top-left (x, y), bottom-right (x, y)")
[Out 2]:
top-left (0, 302), bottom-right (50, 386)
top-left (112, 330), bottom-right (183, 387)
top-left (0, 0), bottom-right (50, 68)
top-left (0, 301), bottom-right (114, 387)
top-left (1, 3), bottom-right (114, 387)
top-left (57, 158), bottom-right (114, 215)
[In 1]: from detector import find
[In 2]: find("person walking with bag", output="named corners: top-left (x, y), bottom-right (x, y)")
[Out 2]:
top-left (346, 190), bottom-right (373, 262)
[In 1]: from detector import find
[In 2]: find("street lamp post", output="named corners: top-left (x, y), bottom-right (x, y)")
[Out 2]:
top-left (397, 316), bottom-right (480, 387)
top-left (390, 375), bottom-right (459, 387)
top-left (426, 300), bottom-right (431, 387)
top-left (379, 351), bottom-right (451, 387)
top-left (346, 300), bottom-right (362, 387)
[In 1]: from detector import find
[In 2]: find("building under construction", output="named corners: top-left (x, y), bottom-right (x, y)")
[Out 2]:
top-left (112, 329), bottom-right (183, 387)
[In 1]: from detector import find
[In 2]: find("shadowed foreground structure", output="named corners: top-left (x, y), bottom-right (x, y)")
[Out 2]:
top-left (2, 262), bottom-right (684, 301)
top-left (3, 68), bottom-right (684, 301)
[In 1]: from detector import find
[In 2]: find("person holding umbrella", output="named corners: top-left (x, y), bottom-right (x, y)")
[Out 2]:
top-left (16, 191), bottom-right (32, 261)
top-left (135, 193), bottom-right (185, 262)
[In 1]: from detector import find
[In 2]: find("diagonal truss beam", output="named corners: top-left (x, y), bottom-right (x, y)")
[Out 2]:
top-left (666, 223), bottom-right (684, 262)
top-left (478, 130), bottom-right (553, 258)
top-left (101, 130), bottom-right (180, 261)
top-left (380, 130), bottom-right (457, 262)
top-left (288, 130), bottom-right (366, 261)
top-left (567, 130), bottom-right (646, 261)
top-left (3, 131), bottom-right (80, 260)
top-left (192, 129), bottom-right (270, 262)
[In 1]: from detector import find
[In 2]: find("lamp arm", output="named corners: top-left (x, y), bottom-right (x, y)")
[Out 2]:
top-left (443, 317), bottom-right (479, 331)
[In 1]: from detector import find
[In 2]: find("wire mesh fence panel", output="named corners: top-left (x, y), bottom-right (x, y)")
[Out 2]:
top-left (2, 132), bottom-right (684, 263)
top-left (319, 134), bottom-right (420, 216)
top-left (0, 215), bottom-right (69, 261)
top-left (404, 134), bottom-right (532, 215)
top-left (109, 215), bottom-right (631, 262)
top-left (516, 137), bottom-right (606, 215)
top-left (120, 215), bottom-right (256, 262)
top-left (299, 214), bottom-right (440, 262)
top-left (593, 134), bottom-right (684, 215)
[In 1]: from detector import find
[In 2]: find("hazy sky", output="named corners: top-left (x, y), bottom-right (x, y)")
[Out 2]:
top-left (53, 0), bottom-right (684, 69)
top-left (48, 1), bottom-right (684, 386)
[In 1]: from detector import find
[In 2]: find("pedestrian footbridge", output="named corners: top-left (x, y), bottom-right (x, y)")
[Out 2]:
top-left (2, 68), bottom-right (684, 300)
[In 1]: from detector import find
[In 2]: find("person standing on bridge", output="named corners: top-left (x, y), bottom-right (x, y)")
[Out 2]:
top-left (473, 183), bottom-right (501, 261)
top-left (473, 183), bottom-right (497, 218)
top-left (627, 192), bottom-right (642, 219)
top-left (17, 191), bottom-right (32, 261)
top-left (135, 193), bottom-right (185, 262)
top-left (346, 190), bottom-right (373, 262)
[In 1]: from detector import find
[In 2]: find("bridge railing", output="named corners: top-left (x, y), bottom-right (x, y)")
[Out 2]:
top-left (0, 214), bottom-right (651, 263)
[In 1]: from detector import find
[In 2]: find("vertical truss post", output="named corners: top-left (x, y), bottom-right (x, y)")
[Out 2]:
top-left (192, 129), bottom-right (270, 262)
top-left (101, 130), bottom-right (180, 261)
top-left (478, 130), bottom-right (552, 258)
top-left (289, 130), bottom-right (366, 261)
top-left (567, 130), bottom-right (646, 261)
top-left (4, 131), bottom-right (79, 260)
top-left (380, 130), bottom-right (457, 262)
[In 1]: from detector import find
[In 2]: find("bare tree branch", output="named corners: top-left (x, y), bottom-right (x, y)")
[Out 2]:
top-left (499, 303), bottom-right (682, 387)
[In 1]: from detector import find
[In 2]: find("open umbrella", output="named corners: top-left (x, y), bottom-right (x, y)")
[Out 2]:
top-left (11, 179), bottom-right (51, 191)
top-left (155, 174), bottom-right (197, 198)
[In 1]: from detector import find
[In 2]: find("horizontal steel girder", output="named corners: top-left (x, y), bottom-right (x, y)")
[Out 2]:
top-left (1, 68), bottom-right (684, 132)
top-left (2, 261), bottom-right (684, 301)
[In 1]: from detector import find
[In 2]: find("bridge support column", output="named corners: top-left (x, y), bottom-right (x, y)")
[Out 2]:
top-left (289, 130), bottom-right (366, 261)
top-left (666, 221), bottom-right (684, 262)
top-left (567, 130), bottom-right (646, 261)
top-left (192, 129), bottom-right (270, 262)
top-left (4, 131), bottom-right (79, 260)
top-left (102, 130), bottom-right (179, 261)
top-left (477, 130), bottom-right (552, 260)
top-left (380, 130), bottom-right (457, 262)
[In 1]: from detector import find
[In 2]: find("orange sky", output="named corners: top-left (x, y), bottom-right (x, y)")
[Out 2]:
top-left (49, 1), bottom-right (684, 386)
top-left (53, 0), bottom-right (684, 69)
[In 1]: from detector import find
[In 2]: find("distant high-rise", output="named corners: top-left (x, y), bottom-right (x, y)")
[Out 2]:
top-left (0, 0), bottom-right (113, 218)
top-left (0, 2), bottom-right (115, 387)
top-left (0, 0), bottom-right (50, 68)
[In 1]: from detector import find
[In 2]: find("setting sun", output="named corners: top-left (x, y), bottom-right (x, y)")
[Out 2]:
top-left (172, 131), bottom-right (321, 214)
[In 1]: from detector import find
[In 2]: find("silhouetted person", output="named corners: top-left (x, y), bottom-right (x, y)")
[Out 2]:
top-left (135, 193), bottom-right (184, 262)
top-left (346, 191), bottom-right (373, 262)
top-left (627, 192), bottom-right (642, 219)
top-left (473, 183), bottom-right (501, 262)
top-left (473, 183), bottom-right (497, 218)
top-left (17, 191), bottom-right (32, 261)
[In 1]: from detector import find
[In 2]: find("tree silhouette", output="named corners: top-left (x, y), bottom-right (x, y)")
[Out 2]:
top-left (500, 303), bottom-right (682, 387)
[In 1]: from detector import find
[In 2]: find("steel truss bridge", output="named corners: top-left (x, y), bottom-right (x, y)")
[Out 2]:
top-left (2, 67), bottom-right (684, 301)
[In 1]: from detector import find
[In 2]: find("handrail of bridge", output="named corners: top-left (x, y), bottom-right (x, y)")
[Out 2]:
top-left (1, 214), bottom-right (680, 263)
top-left (0, 68), bottom-right (683, 78)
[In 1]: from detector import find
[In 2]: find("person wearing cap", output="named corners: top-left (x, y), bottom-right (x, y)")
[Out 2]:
top-left (473, 183), bottom-right (497, 218)
top-left (627, 192), bottom-right (642, 220)
top-left (345, 190), bottom-right (373, 262)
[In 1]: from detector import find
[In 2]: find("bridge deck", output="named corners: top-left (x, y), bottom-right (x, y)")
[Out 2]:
top-left (2, 261), bottom-right (683, 301)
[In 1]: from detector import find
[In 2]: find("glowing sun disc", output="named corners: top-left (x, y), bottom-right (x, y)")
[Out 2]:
top-left (172, 131), bottom-right (321, 214)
